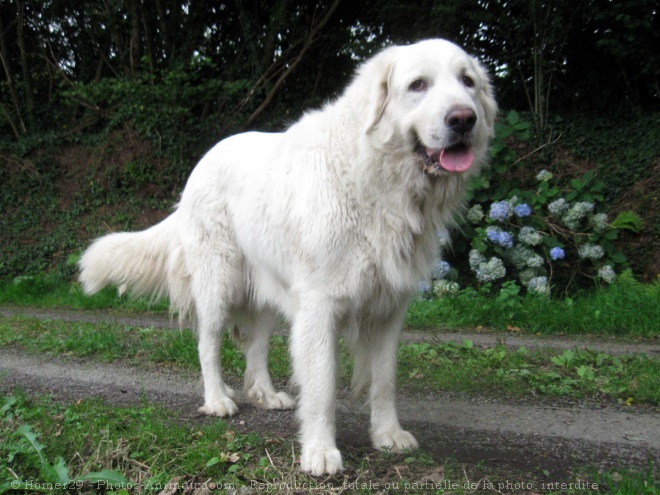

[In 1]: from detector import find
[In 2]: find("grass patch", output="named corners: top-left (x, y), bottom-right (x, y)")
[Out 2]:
top-left (2, 316), bottom-right (658, 406)
top-left (582, 460), bottom-right (659, 495)
top-left (1, 393), bottom-right (657, 494)
top-left (2, 272), bottom-right (658, 338)
top-left (406, 275), bottom-right (660, 338)
top-left (398, 341), bottom-right (660, 405)
top-left (0, 273), bottom-right (168, 312)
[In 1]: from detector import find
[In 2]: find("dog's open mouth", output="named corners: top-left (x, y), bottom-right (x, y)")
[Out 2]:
top-left (416, 141), bottom-right (475, 175)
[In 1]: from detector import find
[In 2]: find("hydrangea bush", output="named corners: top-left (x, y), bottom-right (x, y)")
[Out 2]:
top-left (422, 111), bottom-right (639, 298)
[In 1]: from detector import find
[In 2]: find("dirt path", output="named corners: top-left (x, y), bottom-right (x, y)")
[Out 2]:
top-left (1, 306), bottom-right (659, 480)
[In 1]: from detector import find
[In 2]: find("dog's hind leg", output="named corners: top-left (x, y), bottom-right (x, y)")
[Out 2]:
top-left (191, 251), bottom-right (241, 418)
top-left (242, 309), bottom-right (295, 410)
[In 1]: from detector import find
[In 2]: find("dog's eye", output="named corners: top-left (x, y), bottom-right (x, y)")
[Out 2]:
top-left (409, 79), bottom-right (427, 92)
top-left (462, 75), bottom-right (475, 88)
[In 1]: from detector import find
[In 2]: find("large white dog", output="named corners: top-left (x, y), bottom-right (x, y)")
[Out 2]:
top-left (79, 39), bottom-right (496, 476)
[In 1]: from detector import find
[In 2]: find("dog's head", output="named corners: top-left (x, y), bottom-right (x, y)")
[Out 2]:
top-left (358, 39), bottom-right (497, 177)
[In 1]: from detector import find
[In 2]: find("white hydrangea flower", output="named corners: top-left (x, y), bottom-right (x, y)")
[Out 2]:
top-left (527, 276), bottom-right (550, 295)
top-left (467, 204), bottom-right (484, 224)
top-left (526, 253), bottom-right (545, 268)
top-left (518, 226), bottom-right (543, 246)
top-left (519, 268), bottom-right (541, 286)
top-left (436, 228), bottom-right (451, 248)
top-left (589, 213), bottom-right (608, 233)
top-left (548, 198), bottom-right (569, 216)
top-left (469, 249), bottom-right (486, 271)
top-left (562, 202), bottom-right (595, 230)
top-left (475, 256), bottom-right (506, 282)
top-left (433, 280), bottom-right (460, 297)
top-left (507, 245), bottom-right (535, 270)
top-left (536, 170), bottom-right (553, 181)
top-left (598, 265), bottom-right (616, 284)
top-left (578, 243), bottom-right (605, 260)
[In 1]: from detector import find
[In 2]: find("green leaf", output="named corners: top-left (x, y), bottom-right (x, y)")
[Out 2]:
top-left (495, 123), bottom-right (514, 139)
top-left (1, 396), bottom-right (17, 416)
top-left (506, 110), bottom-right (520, 125)
top-left (611, 211), bottom-right (643, 233)
top-left (611, 252), bottom-right (627, 264)
top-left (74, 470), bottom-right (129, 486)
top-left (15, 425), bottom-right (47, 465)
top-left (0, 481), bottom-right (52, 494)
top-left (50, 456), bottom-right (71, 484)
top-left (206, 457), bottom-right (221, 468)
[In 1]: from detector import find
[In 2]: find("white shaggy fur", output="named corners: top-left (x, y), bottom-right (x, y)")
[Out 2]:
top-left (79, 39), bottom-right (496, 476)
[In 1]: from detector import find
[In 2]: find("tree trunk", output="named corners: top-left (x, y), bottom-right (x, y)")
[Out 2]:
top-left (127, 0), bottom-right (142, 76)
top-left (0, 11), bottom-right (27, 136)
top-left (15, 0), bottom-right (34, 112)
top-left (241, 0), bottom-right (343, 130)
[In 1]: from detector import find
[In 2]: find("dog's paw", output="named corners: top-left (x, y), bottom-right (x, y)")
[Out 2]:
top-left (247, 386), bottom-right (295, 410)
top-left (198, 397), bottom-right (239, 417)
top-left (372, 428), bottom-right (419, 452)
top-left (300, 447), bottom-right (343, 476)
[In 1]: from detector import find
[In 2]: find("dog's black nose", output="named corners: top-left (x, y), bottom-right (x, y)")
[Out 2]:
top-left (445, 107), bottom-right (476, 134)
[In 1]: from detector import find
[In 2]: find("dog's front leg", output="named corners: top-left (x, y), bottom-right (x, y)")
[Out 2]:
top-left (354, 303), bottom-right (419, 452)
top-left (289, 296), bottom-right (343, 476)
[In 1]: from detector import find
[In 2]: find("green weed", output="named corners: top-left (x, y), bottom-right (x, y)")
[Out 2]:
top-left (0, 397), bottom-right (127, 494)
top-left (397, 340), bottom-right (660, 405)
top-left (406, 272), bottom-right (660, 337)
top-left (2, 317), bottom-right (658, 406)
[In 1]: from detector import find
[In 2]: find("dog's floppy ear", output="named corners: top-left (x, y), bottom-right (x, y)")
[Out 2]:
top-left (361, 47), bottom-right (396, 134)
top-left (474, 59), bottom-right (498, 138)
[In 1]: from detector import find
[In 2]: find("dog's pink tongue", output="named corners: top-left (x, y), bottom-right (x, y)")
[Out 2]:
top-left (438, 148), bottom-right (474, 172)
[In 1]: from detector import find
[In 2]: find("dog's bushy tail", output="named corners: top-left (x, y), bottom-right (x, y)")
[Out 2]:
top-left (78, 214), bottom-right (192, 322)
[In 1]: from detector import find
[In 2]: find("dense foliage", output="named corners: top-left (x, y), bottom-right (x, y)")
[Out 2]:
top-left (0, 1), bottom-right (658, 290)
top-left (1, 0), bottom-right (657, 143)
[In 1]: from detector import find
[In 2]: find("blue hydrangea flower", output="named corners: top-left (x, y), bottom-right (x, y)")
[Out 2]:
top-left (489, 201), bottom-right (512, 222)
top-left (513, 203), bottom-right (532, 218)
top-left (486, 226), bottom-right (500, 242)
top-left (486, 227), bottom-right (514, 248)
top-left (497, 231), bottom-right (514, 248)
top-left (418, 280), bottom-right (431, 293)
top-left (431, 259), bottom-right (451, 279)
top-left (550, 247), bottom-right (565, 260)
